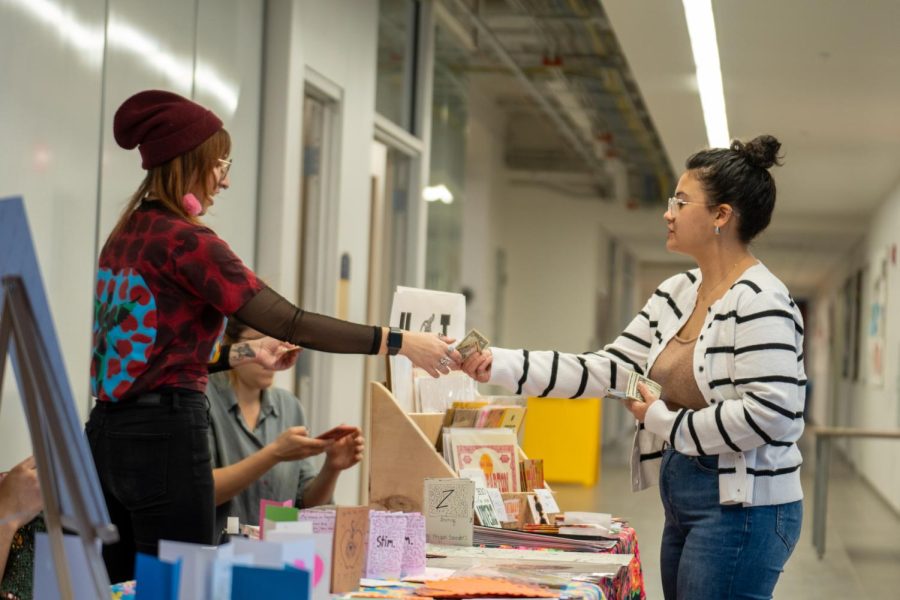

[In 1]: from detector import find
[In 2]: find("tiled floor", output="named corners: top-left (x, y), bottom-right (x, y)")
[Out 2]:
top-left (553, 439), bottom-right (900, 599)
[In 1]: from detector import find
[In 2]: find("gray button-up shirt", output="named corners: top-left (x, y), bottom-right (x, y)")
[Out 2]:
top-left (207, 373), bottom-right (317, 535)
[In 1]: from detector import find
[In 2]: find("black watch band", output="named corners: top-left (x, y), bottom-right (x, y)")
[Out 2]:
top-left (387, 327), bottom-right (403, 356)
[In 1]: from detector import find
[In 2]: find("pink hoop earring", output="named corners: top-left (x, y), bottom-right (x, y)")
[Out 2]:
top-left (182, 193), bottom-right (202, 216)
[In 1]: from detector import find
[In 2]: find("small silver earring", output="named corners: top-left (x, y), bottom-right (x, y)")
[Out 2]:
top-left (714, 225), bottom-right (721, 235)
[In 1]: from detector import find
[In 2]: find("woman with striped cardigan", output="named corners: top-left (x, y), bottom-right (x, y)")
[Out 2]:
top-left (461, 135), bottom-right (804, 600)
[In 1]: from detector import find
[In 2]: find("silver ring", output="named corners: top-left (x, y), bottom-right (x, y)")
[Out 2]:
top-left (439, 357), bottom-right (451, 367)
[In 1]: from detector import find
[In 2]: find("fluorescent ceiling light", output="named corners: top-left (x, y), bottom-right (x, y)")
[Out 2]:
top-left (682, 0), bottom-right (730, 148)
top-left (423, 184), bottom-right (454, 204)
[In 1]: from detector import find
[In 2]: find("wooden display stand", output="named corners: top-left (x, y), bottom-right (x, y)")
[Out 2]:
top-left (366, 381), bottom-right (547, 527)
top-left (367, 381), bottom-right (455, 512)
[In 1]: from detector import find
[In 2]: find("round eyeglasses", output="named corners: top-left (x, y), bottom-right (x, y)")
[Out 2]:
top-left (217, 157), bottom-right (233, 182)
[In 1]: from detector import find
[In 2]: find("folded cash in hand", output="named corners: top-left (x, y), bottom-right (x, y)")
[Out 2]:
top-left (625, 371), bottom-right (662, 401)
top-left (453, 328), bottom-right (490, 359)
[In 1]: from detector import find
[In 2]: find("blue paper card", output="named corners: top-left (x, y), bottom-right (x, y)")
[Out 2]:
top-left (231, 564), bottom-right (310, 600)
top-left (135, 552), bottom-right (182, 600)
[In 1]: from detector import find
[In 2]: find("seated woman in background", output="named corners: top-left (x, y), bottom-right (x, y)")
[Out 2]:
top-left (0, 456), bottom-right (43, 600)
top-left (207, 320), bottom-right (364, 538)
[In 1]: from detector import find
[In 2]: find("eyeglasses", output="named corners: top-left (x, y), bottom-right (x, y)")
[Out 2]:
top-left (667, 197), bottom-right (710, 216)
top-left (217, 157), bottom-right (233, 182)
top-left (666, 197), bottom-right (741, 218)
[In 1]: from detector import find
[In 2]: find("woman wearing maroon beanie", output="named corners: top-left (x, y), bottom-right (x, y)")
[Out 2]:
top-left (85, 90), bottom-right (459, 582)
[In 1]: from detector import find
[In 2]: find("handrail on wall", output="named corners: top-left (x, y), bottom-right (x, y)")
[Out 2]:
top-left (811, 426), bottom-right (900, 559)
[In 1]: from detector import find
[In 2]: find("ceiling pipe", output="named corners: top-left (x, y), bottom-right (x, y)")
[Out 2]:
top-left (444, 0), bottom-right (610, 190)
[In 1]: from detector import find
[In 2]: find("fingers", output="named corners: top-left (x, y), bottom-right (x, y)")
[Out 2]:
top-left (624, 396), bottom-right (637, 415)
top-left (460, 351), bottom-right (492, 382)
top-left (475, 356), bottom-right (492, 383)
top-left (280, 350), bottom-right (301, 370)
top-left (636, 382), bottom-right (648, 400)
top-left (636, 382), bottom-right (657, 402)
top-left (334, 433), bottom-right (365, 450)
top-left (624, 396), bottom-right (648, 422)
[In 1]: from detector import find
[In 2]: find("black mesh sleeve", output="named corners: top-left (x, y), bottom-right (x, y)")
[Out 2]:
top-left (233, 286), bottom-right (382, 354)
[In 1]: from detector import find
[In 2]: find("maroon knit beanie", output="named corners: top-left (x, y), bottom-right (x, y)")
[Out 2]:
top-left (113, 90), bottom-right (223, 169)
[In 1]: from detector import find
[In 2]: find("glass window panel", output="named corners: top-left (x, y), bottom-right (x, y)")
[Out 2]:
top-left (425, 21), bottom-right (469, 292)
top-left (380, 147), bottom-right (413, 316)
top-left (376, 0), bottom-right (419, 131)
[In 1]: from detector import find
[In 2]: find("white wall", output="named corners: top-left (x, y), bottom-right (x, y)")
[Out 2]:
top-left (0, 0), bottom-right (262, 469)
top-left (257, 0), bottom-right (381, 504)
top-left (812, 180), bottom-right (900, 512)
top-left (0, 0), bottom-right (106, 469)
top-left (495, 183), bottom-right (612, 353)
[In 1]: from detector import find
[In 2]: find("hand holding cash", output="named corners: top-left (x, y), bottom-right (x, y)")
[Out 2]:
top-left (607, 372), bottom-right (662, 423)
top-left (455, 329), bottom-right (493, 383)
top-left (450, 328), bottom-right (490, 360)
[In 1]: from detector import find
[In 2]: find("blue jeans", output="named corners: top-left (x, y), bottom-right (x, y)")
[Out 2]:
top-left (659, 449), bottom-right (802, 600)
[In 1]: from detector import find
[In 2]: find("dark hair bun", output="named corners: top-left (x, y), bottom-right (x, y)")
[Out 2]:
top-left (731, 135), bottom-right (782, 169)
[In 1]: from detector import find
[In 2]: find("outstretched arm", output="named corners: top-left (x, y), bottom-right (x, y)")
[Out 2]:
top-left (233, 288), bottom-right (461, 377)
top-left (461, 296), bottom-right (656, 399)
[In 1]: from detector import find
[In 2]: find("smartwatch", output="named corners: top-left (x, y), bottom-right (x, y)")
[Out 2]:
top-left (387, 327), bottom-right (403, 355)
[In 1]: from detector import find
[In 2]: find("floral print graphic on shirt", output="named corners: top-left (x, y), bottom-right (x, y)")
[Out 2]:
top-left (91, 268), bottom-right (157, 402)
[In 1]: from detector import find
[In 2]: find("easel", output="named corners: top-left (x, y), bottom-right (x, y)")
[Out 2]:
top-left (0, 197), bottom-right (116, 599)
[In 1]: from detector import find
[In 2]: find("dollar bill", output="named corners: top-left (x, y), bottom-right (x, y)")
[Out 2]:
top-left (625, 371), bottom-right (662, 402)
top-left (454, 328), bottom-right (490, 359)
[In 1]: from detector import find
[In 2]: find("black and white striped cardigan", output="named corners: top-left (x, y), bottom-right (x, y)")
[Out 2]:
top-left (490, 262), bottom-right (805, 506)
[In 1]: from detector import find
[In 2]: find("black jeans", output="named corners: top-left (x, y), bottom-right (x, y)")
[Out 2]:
top-left (85, 390), bottom-right (214, 583)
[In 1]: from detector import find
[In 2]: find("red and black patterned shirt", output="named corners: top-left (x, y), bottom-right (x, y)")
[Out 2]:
top-left (91, 202), bottom-right (263, 402)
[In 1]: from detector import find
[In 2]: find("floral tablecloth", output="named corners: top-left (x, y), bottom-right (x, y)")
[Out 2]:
top-left (595, 525), bottom-right (645, 600)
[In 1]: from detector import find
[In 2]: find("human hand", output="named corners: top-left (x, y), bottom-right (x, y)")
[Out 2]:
top-left (399, 332), bottom-right (462, 378)
top-left (323, 427), bottom-right (364, 472)
top-left (0, 456), bottom-right (42, 529)
top-left (253, 338), bottom-right (302, 371)
top-left (625, 382), bottom-right (660, 423)
top-left (460, 349), bottom-right (493, 383)
top-left (269, 426), bottom-right (332, 462)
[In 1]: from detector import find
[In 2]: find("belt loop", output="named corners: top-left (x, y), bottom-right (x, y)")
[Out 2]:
top-left (172, 390), bottom-right (181, 410)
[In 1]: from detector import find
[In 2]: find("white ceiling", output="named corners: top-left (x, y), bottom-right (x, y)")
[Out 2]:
top-left (598, 0), bottom-right (900, 296)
